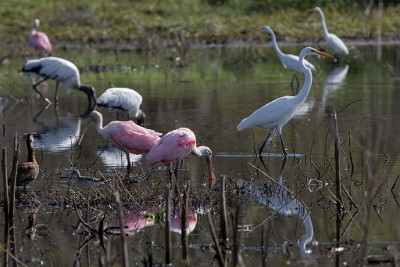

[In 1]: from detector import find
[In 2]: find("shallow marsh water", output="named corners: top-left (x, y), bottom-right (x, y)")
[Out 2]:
top-left (0, 43), bottom-right (400, 266)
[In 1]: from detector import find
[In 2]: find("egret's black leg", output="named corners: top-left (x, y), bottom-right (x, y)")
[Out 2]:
top-left (279, 134), bottom-right (288, 156)
top-left (259, 132), bottom-right (272, 156)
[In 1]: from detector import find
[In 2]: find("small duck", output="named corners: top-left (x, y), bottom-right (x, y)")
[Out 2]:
top-left (17, 134), bottom-right (40, 186)
top-left (71, 169), bottom-right (109, 187)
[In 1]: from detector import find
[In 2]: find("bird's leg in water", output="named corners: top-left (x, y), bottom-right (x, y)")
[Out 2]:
top-left (54, 81), bottom-right (59, 104)
top-left (126, 152), bottom-right (131, 175)
top-left (290, 74), bottom-right (300, 94)
top-left (32, 77), bottom-right (51, 104)
top-left (259, 132), bottom-right (272, 156)
top-left (279, 134), bottom-right (288, 156)
top-left (173, 160), bottom-right (181, 196)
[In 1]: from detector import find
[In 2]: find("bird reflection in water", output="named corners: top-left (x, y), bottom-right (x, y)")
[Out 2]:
top-left (105, 207), bottom-right (197, 236)
top-left (34, 113), bottom-right (82, 152)
top-left (320, 65), bottom-right (350, 115)
top-left (242, 160), bottom-right (314, 259)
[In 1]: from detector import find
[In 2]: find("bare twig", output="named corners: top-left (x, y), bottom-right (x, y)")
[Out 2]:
top-left (207, 212), bottom-right (225, 267)
top-left (115, 192), bottom-right (129, 267)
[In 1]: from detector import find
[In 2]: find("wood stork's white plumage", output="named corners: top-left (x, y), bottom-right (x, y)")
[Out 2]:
top-left (22, 57), bottom-right (96, 107)
top-left (28, 19), bottom-right (52, 53)
top-left (96, 87), bottom-right (146, 126)
top-left (237, 47), bottom-right (334, 155)
top-left (310, 7), bottom-right (349, 56)
top-left (261, 26), bottom-right (315, 75)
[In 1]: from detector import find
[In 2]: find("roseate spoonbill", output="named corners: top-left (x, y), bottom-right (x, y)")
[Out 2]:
top-left (22, 57), bottom-right (96, 107)
top-left (78, 110), bottom-right (161, 174)
top-left (237, 47), bottom-right (334, 156)
top-left (71, 169), bottom-right (109, 187)
top-left (97, 87), bottom-right (146, 126)
top-left (28, 19), bottom-right (52, 53)
top-left (260, 26), bottom-right (315, 87)
top-left (17, 134), bottom-right (39, 186)
top-left (310, 7), bottom-right (349, 56)
top-left (146, 127), bottom-right (215, 186)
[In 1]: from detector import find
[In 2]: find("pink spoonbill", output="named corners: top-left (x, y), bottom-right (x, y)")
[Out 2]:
top-left (97, 87), bottom-right (146, 126)
top-left (237, 47), bottom-right (334, 156)
top-left (79, 110), bottom-right (161, 174)
top-left (28, 19), bottom-right (52, 53)
top-left (146, 127), bottom-right (215, 187)
top-left (22, 57), bottom-right (96, 107)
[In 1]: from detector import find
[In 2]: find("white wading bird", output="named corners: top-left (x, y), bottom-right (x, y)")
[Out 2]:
top-left (22, 57), bottom-right (96, 107)
top-left (97, 87), bottom-right (146, 126)
top-left (237, 47), bottom-right (334, 156)
top-left (310, 7), bottom-right (349, 56)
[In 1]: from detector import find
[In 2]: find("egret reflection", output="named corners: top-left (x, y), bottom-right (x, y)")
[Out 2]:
top-left (243, 162), bottom-right (314, 258)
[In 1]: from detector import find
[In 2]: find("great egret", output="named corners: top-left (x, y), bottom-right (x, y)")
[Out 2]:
top-left (97, 87), bottom-right (146, 126)
top-left (310, 7), bottom-right (349, 56)
top-left (237, 47), bottom-right (334, 156)
top-left (22, 57), bottom-right (96, 107)
top-left (17, 134), bottom-right (39, 186)
top-left (79, 111), bottom-right (161, 174)
top-left (260, 26), bottom-right (315, 87)
top-left (28, 19), bottom-right (52, 53)
top-left (146, 127), bottom-right (215, 186)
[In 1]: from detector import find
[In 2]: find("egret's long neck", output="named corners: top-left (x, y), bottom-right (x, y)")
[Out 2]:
top-left (299, 214), bottom-right (314, 258)
top-left (269, 30), bottom-right (285, 59)
top-left (317, 10), bottom-right (329, 39)
top-left (294, 55), bottom-right (313, 105)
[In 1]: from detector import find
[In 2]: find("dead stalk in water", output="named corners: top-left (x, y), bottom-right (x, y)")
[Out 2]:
top-left (220, 175), bottom-right (228, 249)
top-left (207, 212), bottom-right (225, 267)
top-left (9, 134), bottom-right (19, 266)
top-left (333, 109), bottom-right (343, 257)
top-left (165, 183), bottom-right (172, 265)
top-left (181, 181), bottom-right (189, 265)
top-left (115, 192), bottom-right (129, 267)
top-left (2, 147), bottom-right (9, 267)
